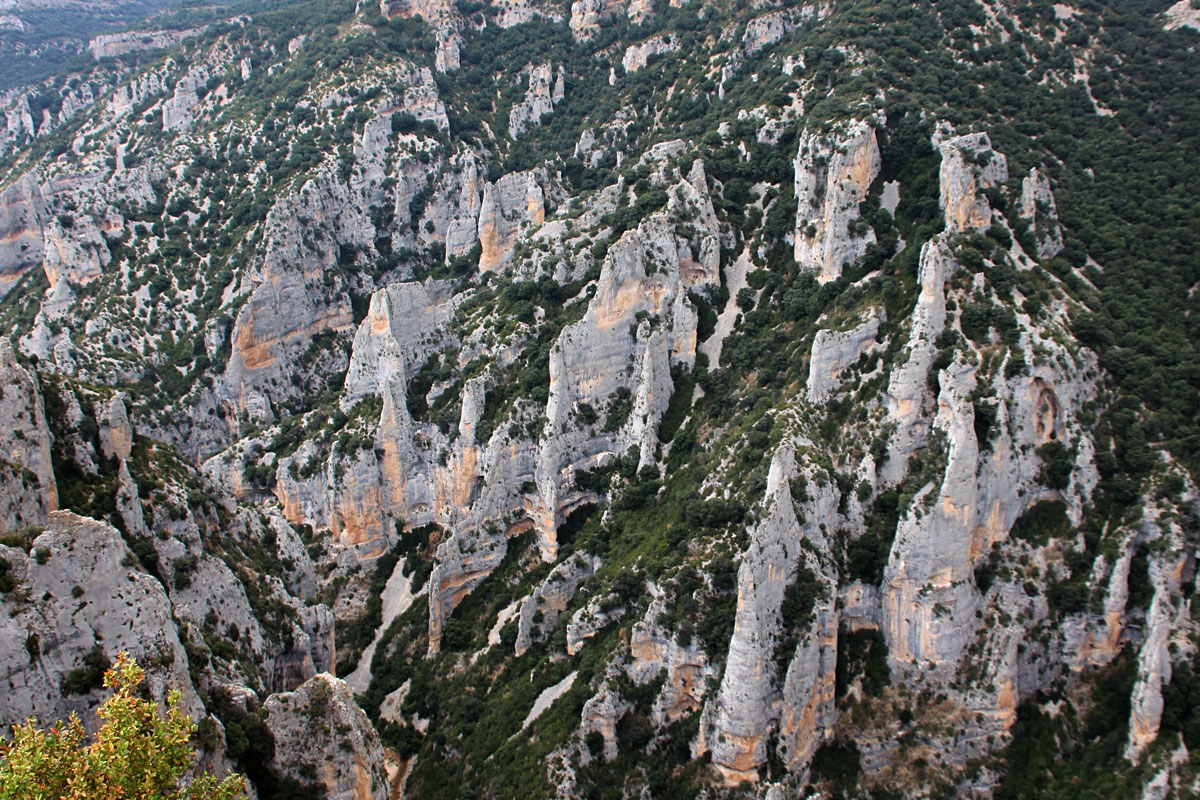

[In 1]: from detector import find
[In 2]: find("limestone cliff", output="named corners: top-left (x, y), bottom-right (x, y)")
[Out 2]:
top-left (793, 120), bottom-right (881, 283)
top-left (936, 130), bottom-right (1008, 237)
top-left (700, 448), bottom-right (841, 784)
top-left (0, 512), bottom-right (202, 730)
top-left (265, 674), bottom-right (390, 800)
top-left (0, 341), bottom-right (57, 532)
top-left (0, 3), bottom-right (1194, 797)
top-left (0, 174), bottom-right (45, 295)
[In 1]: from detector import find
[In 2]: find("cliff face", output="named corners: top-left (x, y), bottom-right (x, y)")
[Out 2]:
top-left (0, 512), bottom-right (201, 730)
top-left (265, 674), bottom-right (391, 800)
top-left (700, 449), bottom-right (842, 784)
top-left (0, 174), bottom-right (45, 295)
top-left (0, 341), bottom-right (57, 531)
top-left (793, 120), bottom-right (881, 283)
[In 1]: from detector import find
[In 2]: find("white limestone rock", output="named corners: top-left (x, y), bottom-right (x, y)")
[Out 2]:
top-left (742, 11), bottom-right (792, 55)
top-left (627, 597), bottom-right (718, 726)
top-left (807, 306), bottom-right (885, 400)
top-left (1019, 167), bottom-right (1064, 259)
top-left (0, 173), bottom-right (45, 295)
top-left (700, 448), bottom-right (841, 784)
top-left (569, 0), bottom-right (625, 39)
top-left (161, 65), bottom-right (209, 132)
top-left (96, 393), bottom-right (133, 463)
top-left (41, 207), bottom-right (109, 289)
top-left (509, 63), bottom-right (563, 139)
top-left (622, 35), bottom-right (678, 72)
top-left (566, 593), bottom-right (624, 656)
top-left (477, 170), bottom-right (545, 271)
top-left (88, 28), bottom-right (203, 59)
top-left (0, 512), bottom-right (201, 731)
top-left (881, 239), bottom-right (953, 484)
top-left (793, 120), bottom-right (881, 283)
top-left (514, 553), bottom-right (600, 655)
top-left (220, 168), bottom-right (366, 421)
top-left (0, 341), bottom-right (57, 532)
top-left (265, 674), bottom-right (390, 800)
top-left (343, 280), bottom-right (458, 402)
top-left (936, 130), bottom-right (1008, 237)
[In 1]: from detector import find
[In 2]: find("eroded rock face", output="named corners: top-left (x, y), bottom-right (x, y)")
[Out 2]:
top-left (1020, 167), bottom-right (1064, 259)
top-left (97, 394), bottom-right (133, 462)
top-left (40, 209), bottom-right (110, 289)
top-left (567, 593), bottom-right (624, 656)
top-left (88, 28), bottom-right (204, 59)
top-left (265, 674), bottom-right (390, 800)
top-left (700, 449), bottom-right (841, 784)
top-left (0, 174), bottom-right (45, 295)
top-left (807, 307), bottom-right (885, 400)
top-left (569, 0), bottom-right (626, 39)
top-left (344, 280), bottom-right (458, 402)
top-left (622, 36), bottom-right (679, 72)
top-left (514, 553), bottom-right (600, 655)
top-left (0, 341), bottom-right (57, 532)
top-left (1123, 506), bottom-right (1193, 762)
top-left (793, 120), bottom-right (881, 283)
top-left (881, 238), bottom-right (953, 485)
top-left (0, 512), bottom-right (200, 730)
top-left (221, 169), bottom-right (362, 421)
top-left (864, 138), bottom-right (1105, 753)
top-left (509, 64), bottom-right (564, 139)
top-left (478, 171), bottom-right (545, 271)
top-left (936, 130), bottom-right (1008, 237)
top-left (533, 162), bottom-right (718, 558)
top-left (162, 65), bottom-right (210, 132)
top-left (1, 92), bottom-right (35, 151)
top-left (628, 598), bottom-right (718, 726)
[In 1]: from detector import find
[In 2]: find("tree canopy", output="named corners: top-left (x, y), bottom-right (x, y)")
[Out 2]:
top-left (0, 652), bottom-right (244, 800)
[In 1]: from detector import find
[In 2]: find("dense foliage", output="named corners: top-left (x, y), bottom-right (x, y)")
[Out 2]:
top-left (0, 653), bottom-right (244, 800)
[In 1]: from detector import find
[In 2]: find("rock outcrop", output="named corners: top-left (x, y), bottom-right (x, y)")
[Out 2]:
top-left (807, 307), bottom-right (885, 400)
top-left (40, 209), bottom-right (110, 289)
top-left (569, 0), bottom-right (626, 39)
top-left (162, 66), bottom-right (210, 132)
top-left (881, 238), bottom-right (953, 484)
top-left (221, 169), bottom-right (363, 421)
top-left (343, 280), bottom-right (458, 402)
top-left (1019, 167), bottom-right (1064, 258)
top-left (514, 553), bottom-right (599, 655)
top-left (0, 174), bottom-right (45, 295)
top-left (0, 512), bottom-right (200, 730)
top-left (265, 674), bottom-right (390, 800)
top-left (477, 171), bottom-right (545, 271)
top-left (88, 28), bottom-right (204, 59)
top-left (793, 120), bottom-right (881, 283)
top-left (700, 449), bottom-right (841, 784)
top-left (0, 341), bottom-right (57, 532)
top-left (936, 130), bottom-right (1008, 237)
top-left (533, 158), bottom-right (719, 556)
top-left (621, 36), bottom-right (678, 73)
top-left (509, 64), bottom-right (565, 139)
top-left (628, 600), bottom-right (717, 726)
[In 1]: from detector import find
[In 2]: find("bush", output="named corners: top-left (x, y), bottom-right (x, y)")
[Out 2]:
top-left (810, 740), bottom-right (862, 793)
top-left (1009, 501), bottom-right (1071, 547)
top-left (61, 644), bottom-right (111, 696)
top-left (1037, 441), bottom-right (1073, 490)
top-left (3, 652), bottom-right (244, 799)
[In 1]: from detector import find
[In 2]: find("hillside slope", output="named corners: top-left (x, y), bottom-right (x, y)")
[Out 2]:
top-left (2, 0), bottom-right (1200, 797)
